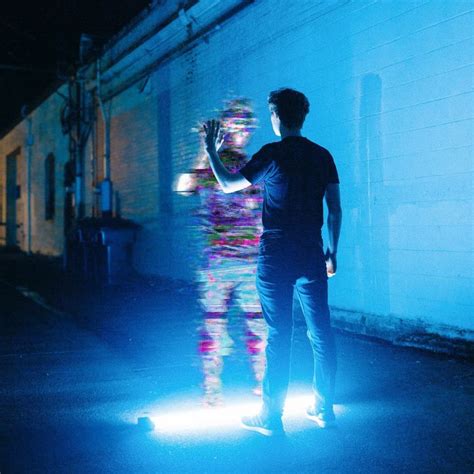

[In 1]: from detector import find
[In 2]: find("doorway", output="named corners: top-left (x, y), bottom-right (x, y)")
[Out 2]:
top-left (6, 150), bottom-right (19, 248)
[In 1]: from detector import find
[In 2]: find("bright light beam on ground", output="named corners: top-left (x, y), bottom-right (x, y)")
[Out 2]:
top-left (149, 394), bottom-right (344, 434)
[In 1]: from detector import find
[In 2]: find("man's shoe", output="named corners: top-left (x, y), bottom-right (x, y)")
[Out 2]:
top-left (306, 405), bottom-right (336, 428)
top-left (241, 413), bottom-right (284, 437)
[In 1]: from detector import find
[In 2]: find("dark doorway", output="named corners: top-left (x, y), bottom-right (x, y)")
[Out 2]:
top-left (6, 150), bottom-right (19, 248)
top-left (45, 153), bottom-right (55, 220)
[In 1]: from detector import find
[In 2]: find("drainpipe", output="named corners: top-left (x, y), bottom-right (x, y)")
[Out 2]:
top-left (22, 107), bottom-right (33, 255)
top-left (96, 59), bottom-right (113, 218)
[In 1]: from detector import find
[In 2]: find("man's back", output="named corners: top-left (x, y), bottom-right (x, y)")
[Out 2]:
top-left (240, 136), bottom-right (339, 240)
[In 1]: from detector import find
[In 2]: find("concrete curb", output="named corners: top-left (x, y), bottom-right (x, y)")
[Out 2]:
top-left (331, 307), bottom-right (474, 360)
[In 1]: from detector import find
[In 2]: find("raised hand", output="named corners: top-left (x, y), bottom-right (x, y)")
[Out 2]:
top-left (203, 119), bottom-right (225, 152)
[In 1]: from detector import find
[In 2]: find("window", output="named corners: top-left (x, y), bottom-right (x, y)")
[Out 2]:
top-left (45, 153), bottom-right (55, 220)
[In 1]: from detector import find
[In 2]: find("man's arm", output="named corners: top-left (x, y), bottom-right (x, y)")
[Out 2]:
top-left (206, 148), bottom-right (251, 193)
top-left (325, 183), bottom-right (342, 274)
top-left (204, 120), bottom-right (252, 194)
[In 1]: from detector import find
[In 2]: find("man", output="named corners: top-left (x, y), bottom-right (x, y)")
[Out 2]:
top-left (203, 88), bottom-right (342, 436)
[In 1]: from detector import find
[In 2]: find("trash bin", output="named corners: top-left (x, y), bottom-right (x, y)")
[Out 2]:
top-left (64, 217), bottom-right (139, 284)
top-left (97, 226), bottom-right (137, 285)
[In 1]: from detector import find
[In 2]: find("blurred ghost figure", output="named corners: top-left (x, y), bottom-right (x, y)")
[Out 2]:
top-left (176, 99), bottom-right (267, 406)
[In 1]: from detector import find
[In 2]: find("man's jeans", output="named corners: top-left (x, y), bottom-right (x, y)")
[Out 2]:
top-left (256, 231), bottom-right (337, 418)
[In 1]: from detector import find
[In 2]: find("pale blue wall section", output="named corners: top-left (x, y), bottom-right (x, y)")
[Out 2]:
top-left (2, 0), bottom-right (470, 336)
top-left (149, 0), bottom-right (473, 332)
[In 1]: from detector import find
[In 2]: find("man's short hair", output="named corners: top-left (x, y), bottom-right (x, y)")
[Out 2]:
top-left (268, 88), bottom-right (310, 129)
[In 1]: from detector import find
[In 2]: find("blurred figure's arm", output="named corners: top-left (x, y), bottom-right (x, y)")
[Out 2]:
top-left (175, 172), bottom-right (199, 196)
top-left (175, 149), bottom-right (208, 196)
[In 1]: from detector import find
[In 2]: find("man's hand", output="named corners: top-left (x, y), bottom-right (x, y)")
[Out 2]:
top-left (325, 249), bottom-right (337, 278)
top-left (203, 119), bottom-right (225, 152)
top-left (201, 119), bottom-right (251, 193)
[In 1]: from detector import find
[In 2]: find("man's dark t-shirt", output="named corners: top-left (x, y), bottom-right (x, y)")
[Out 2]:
top-left (239, 136), bottom-right (339, 243)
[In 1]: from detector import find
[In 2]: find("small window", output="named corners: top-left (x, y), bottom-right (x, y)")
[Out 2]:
top-left (45, 153), bottom-right (55, 220)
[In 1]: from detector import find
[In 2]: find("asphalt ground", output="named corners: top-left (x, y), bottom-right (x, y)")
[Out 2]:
top-left (1, 251), bottom-right (473, 473)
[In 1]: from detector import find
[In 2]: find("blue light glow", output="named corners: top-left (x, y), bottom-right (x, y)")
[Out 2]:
top-left (149, 394), bottom-right (345, 435)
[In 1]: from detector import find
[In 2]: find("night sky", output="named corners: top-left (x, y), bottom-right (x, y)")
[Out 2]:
top-left (0, 0), bottom-right (151, 136)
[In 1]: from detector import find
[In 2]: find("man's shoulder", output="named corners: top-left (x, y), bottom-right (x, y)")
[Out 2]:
top-left (251, 141), bottom-right (280, 158)
top-left (302, 137), bottom-right (332, 156)
top-left (259, 141), bottom-right (281, 151)
top-left (253, 139), bottom-right (333, 158)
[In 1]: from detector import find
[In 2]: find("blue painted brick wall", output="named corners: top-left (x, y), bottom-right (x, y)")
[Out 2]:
top-left (1, 0), bottom-right (472, 338)
top-left (144, 0), bottom-right (473, 332)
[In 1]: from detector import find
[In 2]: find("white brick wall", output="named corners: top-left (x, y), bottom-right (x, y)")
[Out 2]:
top-left (1, 0), bottom-right (472, 339)
top-left (147, 0), bottom-right (473, 333)
top-left (0, 85), bottom-right (69, 255)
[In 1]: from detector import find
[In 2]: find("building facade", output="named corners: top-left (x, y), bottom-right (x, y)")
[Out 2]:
top-left (1, 0), bottom-right (473, 345)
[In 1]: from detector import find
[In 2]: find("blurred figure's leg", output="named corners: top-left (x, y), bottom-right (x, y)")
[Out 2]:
top-left (197, 264), bottom-right (233, 406)
top-left (199, 314), bottom-right (227, 406)
top-left (235, 260), bottom-right (267, 396)
top-left (244, 313), bottom-right (267, 396)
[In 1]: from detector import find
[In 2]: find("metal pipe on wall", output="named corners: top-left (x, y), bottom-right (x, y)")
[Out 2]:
top-left (23, 109), bottom-right (33, 255)
top-left (70, 78), bottom-right (85, 220)
top-left (96, 59), bottom-right (113, 217)
top-left (99, 0), bottom-right (254, 102)
top-left (97, 59), bottom-right (111, 181)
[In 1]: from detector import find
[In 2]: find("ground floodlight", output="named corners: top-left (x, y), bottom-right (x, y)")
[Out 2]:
top-left (147, 393), bottom-right (343, 436)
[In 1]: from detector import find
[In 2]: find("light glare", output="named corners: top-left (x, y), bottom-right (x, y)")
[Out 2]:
top-left (150, 394), bottom-right (344, 434)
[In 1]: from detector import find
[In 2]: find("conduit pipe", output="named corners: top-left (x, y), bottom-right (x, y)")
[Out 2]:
top-left (22, 107), bottom-right (33, 255)
top-left (96, 59), bottom-right (113, 216)
top-left (98, 0), bottom-right (254, 101)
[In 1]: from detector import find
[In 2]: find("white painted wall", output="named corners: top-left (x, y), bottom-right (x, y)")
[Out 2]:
top-left (1, 0), bottom-right (472, 340)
